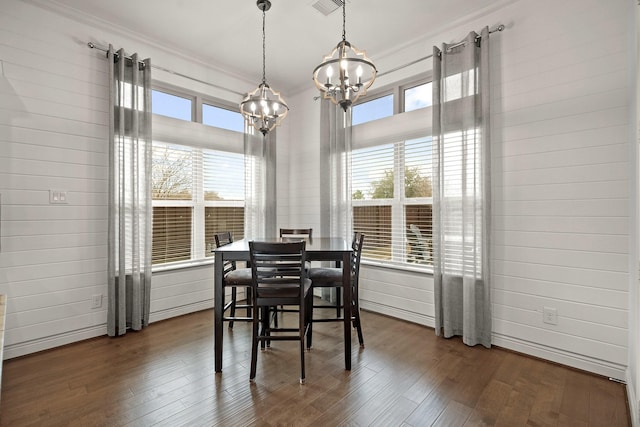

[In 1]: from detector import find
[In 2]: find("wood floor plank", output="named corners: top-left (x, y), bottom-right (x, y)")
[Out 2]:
top-left (0, 306), bottom-right (631, 427)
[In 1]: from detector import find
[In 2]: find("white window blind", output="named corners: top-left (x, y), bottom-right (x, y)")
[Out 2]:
top-left (203, 149), bottom-right (245, 255)
top-left (151, 142), bottom-right (245, 265)
top-left (152, 143), bottom-right (194, 264)
top-left (350, 84), bottom-right (433, 269)
top-left (352, 137), bottom-right (432, 268)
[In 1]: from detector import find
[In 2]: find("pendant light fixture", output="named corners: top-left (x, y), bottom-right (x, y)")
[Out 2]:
top-left (240, 0), bottom-right (289, 135)
top-left (312, 0), bottom-right (377, 111)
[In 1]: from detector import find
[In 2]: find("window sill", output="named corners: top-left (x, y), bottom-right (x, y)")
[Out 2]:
top-left (152, 258), bottom-right (432, 276)
top-left (361, 259), bottom-right (433, 275)
top-left (152, 257), bottom-right (215, 274)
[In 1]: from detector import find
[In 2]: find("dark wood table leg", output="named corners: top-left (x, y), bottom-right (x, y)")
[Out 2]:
top-left (342, 251), bottom-right (351, 370)
top-left (214, 251), bottom-right (224, 373)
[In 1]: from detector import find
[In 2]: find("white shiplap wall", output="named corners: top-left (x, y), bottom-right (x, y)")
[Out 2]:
top-left (0, 1), bottom-right (111, 356)
top-left (0, 0), bottom-right (252, 358)
top-left (286, 0), bottom-right (633, 381)
top-left (490, 0), bottom-right (631, 380)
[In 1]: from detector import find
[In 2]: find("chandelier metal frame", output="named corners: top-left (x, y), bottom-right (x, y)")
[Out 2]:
top-left (312, 0), bottom-right (377, 111)
top-left (240, 0), bottom-right (289, 135)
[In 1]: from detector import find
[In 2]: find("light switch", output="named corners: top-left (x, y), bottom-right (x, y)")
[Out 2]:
top-left (49, 190), bottom-right (68, 204)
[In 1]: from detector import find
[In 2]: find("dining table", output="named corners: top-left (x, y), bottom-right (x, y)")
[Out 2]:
top-left (214, 236), bottom-right (353, 373)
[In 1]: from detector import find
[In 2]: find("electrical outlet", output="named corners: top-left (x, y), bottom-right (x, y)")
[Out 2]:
top-left (543, 307), bottom-right (557, 325)
top-left (91, 294), bottom-right (102, 309)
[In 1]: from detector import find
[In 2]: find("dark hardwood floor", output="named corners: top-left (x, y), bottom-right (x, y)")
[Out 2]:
top-left (0, 302), bottom-right (631, 426)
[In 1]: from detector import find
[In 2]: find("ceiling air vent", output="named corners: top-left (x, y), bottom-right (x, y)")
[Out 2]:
top-left (312, 0), bottom-right (343, 16)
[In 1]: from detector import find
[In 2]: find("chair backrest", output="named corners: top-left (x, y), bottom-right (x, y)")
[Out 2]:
top-left (351, 232), bottom-right (365, 286)
top-left (214, 231), bottom-right (233, 248)
top-left (249, 241), bottom-right (307, 305)
top-left (214, 231), bottom-right (237, 275)
top-left (279, 228), bottom-right (313, 239)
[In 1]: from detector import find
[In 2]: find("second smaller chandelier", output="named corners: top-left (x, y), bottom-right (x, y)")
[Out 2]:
top-left (312, 0), bottom-right (377, 111)
top-left (240, 0), bottom-right (289, 135)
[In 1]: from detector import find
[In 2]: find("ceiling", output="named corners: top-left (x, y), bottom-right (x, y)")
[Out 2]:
top-left (43, 0), bottom-right (510, 94)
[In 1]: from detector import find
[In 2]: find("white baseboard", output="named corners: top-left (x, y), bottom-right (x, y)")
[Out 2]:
top-left (4, 298), bottom-right (627, 387)
top-left (492, 333), bottom-right (627, 381)
top-left (361, 300), bottom-right (627, 381)
top-left (149, 300), bottom-right (213, 323)
top-left (3, 300), bottom-right (214, 360)
top-left (360, 300), bottom-right (435, 328)
top-left (3, 325), bottom-right (107, 360)
top-left (627, 369), bottom-right (639, 427)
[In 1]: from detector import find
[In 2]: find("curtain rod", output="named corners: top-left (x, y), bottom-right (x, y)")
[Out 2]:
top-left (377, 24), bottom-right (505, 79)
top-left (87, 42), bottom-right (245, 97)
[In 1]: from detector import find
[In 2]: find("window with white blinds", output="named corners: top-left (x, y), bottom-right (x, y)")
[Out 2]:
top-left (151, 85), bottom-right (245, 267)
top-left (151, 142), bottom-right (245, 265)
top-left (352, 137), bottom-right (432, 267)
top-left (203, 148), bottom-right (245, 255)
top-left (152, 143), bottom-right (194, 264)
top-left (351, 77), bottom-right (432, 269)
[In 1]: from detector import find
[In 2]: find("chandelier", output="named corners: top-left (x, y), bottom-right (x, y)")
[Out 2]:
top-left (240, 0), bottom-right (289, 135)
top-left (312, 1), bottom-right (377, 111)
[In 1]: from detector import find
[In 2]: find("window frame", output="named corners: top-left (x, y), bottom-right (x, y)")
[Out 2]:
top-left (151, 82), bottom-right (245, 270)
top-left (351, 75), bottom-right (433, 271)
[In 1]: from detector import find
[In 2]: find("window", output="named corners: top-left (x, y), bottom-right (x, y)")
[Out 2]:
top-left (152, 90), bottom-right (193, 121)
top-left (352, 94), bottom-right (393, 125)
top-left (151, 86), bottom-right (245, 266)
top-left (152, 143), bottom-right (193, 264)
top-left (404, 82), bottom-right (432, 111)
top-left (351, 77), bottom-right (432, 268)
top-left (352, 138), bottom-right (432, 267)
top-left (203, 103), bottom-right (244, 132)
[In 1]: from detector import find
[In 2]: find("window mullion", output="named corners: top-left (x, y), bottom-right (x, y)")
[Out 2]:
top-left (193, 148), bottom-right (205, 259)
top-left (391, 142), bottom-right (405, 263)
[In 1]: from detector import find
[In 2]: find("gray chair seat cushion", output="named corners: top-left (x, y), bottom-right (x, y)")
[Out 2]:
top-left (224, 268), bottom-right (253, 285)
top-left (258, 279), bottom-right (312, 298)
top-left (308, 267), bottom-right (346, 285)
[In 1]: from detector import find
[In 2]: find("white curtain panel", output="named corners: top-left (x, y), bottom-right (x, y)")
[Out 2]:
top-left (432, 28), bottom-right (492, 348)
top-left (244, 127), bottom-right (277, 239)
top-left (107, 46), bottom-right (152, 337)
top-left (319, 100), bottom-right (353, 240)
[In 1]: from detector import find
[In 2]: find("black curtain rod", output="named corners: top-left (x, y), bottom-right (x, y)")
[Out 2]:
top-left (377, 24), bottom-right (505, 79)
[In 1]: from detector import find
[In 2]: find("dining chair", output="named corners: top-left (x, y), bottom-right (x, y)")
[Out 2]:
top-left (214, 231), bottom-right (253, 329)
top-left (273, 228), bottom-right (313, 325)
top-left (249, 240), bottom-right (312, 384)
top-left (307, 232), bottom-right (365, 349)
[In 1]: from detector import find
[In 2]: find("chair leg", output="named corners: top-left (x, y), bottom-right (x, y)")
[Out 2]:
top-left (260, 306), bottom-right (269, 350)
top-left (353, 302), bottom-right (364, 347)
top-left (250, 312), bottom-right (259, 381)
top-left (335, 287), bottom-right (341, 318)
top-left (299, 338), bottom-right (306, 385)
top-left (306, 295), bottom-right (313, 350)
top-left (273, 305), bottom-right (279, 327)
top-left (229, 287), bottom-right (237, 329)
top-left (245, 286), bottom-right (252, 318)
top-left (299, 297), bottom-right (307, 384)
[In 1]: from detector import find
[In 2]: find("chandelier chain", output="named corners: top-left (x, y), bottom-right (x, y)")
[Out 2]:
top-left (342, 1), bottom-right (346, 42)
top-left (262, 7), bottom-right (266, 84)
